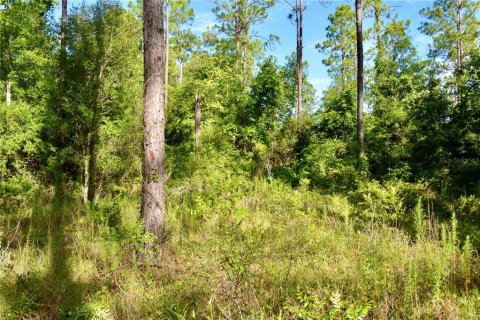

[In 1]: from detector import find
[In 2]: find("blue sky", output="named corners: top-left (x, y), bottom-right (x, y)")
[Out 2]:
top-left (59, 0), bottom-right (436, 95)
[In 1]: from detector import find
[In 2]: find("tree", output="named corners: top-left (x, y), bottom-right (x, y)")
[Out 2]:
top-left (61, 1), bottom-right (141, 203)
top-left (142, 0), bottom-right (166, 246)
top-left (167, 0), bottom-right (196, 85)
top-left (368, 17), bottom-right (422, 178)
top-left (0, 0), bottom-right (55, 181)
top-left (195, 91), bottom-right (201, 149)
top-left (316, 5), bottom-right (356, 88)
top-left (419, 0), bottom-right (480, 191)
top-left (286, 0), bottom-right (304, 121)
top-left (213, 0), bottom-right (275, 81)
top-left (165, 0), bottom-right (169, 106)
top-left (355, 0), bottom-right (365, 158)
top-left (420, 0), bottom-right (480, 103)
top-left (60, 0), bottom-right (67, 83)
top-left (370, 0), bottom-right (388, 83)
top-left (282, 52), bottom-right (316, 117)
top-left (316, 4), bottom-right (357, 145)
top-left (295, 0), bottom-right (303, 121)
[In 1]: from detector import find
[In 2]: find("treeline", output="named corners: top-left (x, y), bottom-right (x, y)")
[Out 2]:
top-left (0, 0), bottom-right (479, 219)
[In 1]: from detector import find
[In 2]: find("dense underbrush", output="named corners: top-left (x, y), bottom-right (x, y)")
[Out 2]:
top-left (1, 157), bottom-right (480, 319)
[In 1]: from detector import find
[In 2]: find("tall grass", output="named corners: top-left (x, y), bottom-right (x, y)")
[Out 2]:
top-left (1, 165), bottom-right (479, 319)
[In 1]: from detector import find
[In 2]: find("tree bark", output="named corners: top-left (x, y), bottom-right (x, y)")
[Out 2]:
top-left (374, 0), bottom-right (384, 78)
top-left (6, 81), bottom-right (11, 106)
top-left (454, 0), bottom-right (463, 106)
top-left (355, 0), bottom-right (365, 158)
top-left (165, 0), bottom-right (169, 106)
top-left (455, 0), bottom-right (463, 71)
top-left (296, 0), bottom-right (303, 122)
top-left (179, 60), bottom-right (183, 84)
top-left (195, 91), bottom-right (201, 150)
top-left (235, 1), bottom-right (240, 53)
top-left (87, 128), bottom-right (97, 203)
top-left (60, 0), bottom-right (67, 82)
top-left (142, 0), bottom-right (166, 245)
top-left (82, 148), bottom-right (89, 205)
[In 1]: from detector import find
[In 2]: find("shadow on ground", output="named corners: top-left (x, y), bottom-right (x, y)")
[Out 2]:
top-left (0, 184), bottom-right (100, 319)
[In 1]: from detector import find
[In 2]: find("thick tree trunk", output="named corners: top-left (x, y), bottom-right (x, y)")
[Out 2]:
top-left (296, 0), bottom-right (303, 122)
top-left (60, 0), bottom-right (67, 82)
top-left (6, 81), bottom-right (11, 106)
top-left (355, 0), bottom-right (365, 158)
top-left (165, 0), bottom-right (169, 106)
top-left (142, 0), bottom-right (166, 245)
top-left (195, 91), bottom-right (201, 150)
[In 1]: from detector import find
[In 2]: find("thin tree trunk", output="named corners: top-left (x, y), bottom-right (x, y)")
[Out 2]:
top-left (455, 0), bottom-right (463, 70)
top-left (296, 0), bottom-right (303, 122)
top-left (355, 0), bottom-right (365, 158)
top-left (374, 0), bottom-right (384, 78)
top-left (142, 0), bottom-right (166, 246)
top-left (58, 0), bottom-right (68, 159)
top-left (82, 143), bottom-right (89, 205)
top-left (195, 91), bottom-right (201, 150)
top-left (454, 0), bottom-right (463, 106)
top-left (6, 81), bottom-right (11, 106)
top-left (60, 0), bottom-right (67, 82)
top-left (87, 128), bottom-right (97, 203)
top-left (179, 60), bottom-right (183, 84)
top-left (235, 1), bottom-right (240, 53)
top-left (242, 34), bottom-right (248, 79)
top-left (165, 0), bottom-right (169, 106)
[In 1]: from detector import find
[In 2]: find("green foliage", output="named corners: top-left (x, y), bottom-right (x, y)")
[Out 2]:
top-left (2, 0), bottom-right (480, 319)
top-left (316, 5), bottom-right (356, 85)
top-left (285, 289), bottom-right (372, 320)
top-left (298, 138), bottom-right (360, 192)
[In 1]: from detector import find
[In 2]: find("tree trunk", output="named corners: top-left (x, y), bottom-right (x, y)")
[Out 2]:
top-left (455, 0), bottom-right (463, 71)
top-left (82, 144), bottom-right (89, 205)
top-left (355, 0), bottom-right (365, 158)
top-left (235, 1), bottom-right (240, 53)
top-left (6, 81), bottom-right (11, 106)
top-left (374, 0), bottom-right (384, 78)
top-left (87, 129), bottom-right (97, 203)
top-left (195, 91), bottom-right (201, 150)
top-left (60, 0), bottom-right (67, 82)
top-left (454, 0), bottom-right (463, 106)
top-left (242, 34), bottom-right (248, 79)
top-left (179, 60), bottom-right (183, 84)
top-left (296, 0), bottom-right (303, 122)
top-left (165, 0), bottom-right (169, 106)
top-left (142, 0), bottom-right (166, 245)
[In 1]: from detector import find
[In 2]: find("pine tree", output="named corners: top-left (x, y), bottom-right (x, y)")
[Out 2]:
top-left (142, 0), bottom-right (167, 248)
top-left (355, 0), bottom-right (365, 158)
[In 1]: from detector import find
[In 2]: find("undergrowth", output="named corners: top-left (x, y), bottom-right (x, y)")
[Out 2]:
top-left (1, 161), bottom-right (480, 319)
